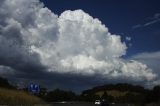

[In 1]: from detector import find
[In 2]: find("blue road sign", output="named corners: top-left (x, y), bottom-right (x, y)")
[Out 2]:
top-left (28, 84), bottom-right (40, 94)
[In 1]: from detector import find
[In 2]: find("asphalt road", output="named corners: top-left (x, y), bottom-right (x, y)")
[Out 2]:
top-left (40, 102), bottom-right (132, 106)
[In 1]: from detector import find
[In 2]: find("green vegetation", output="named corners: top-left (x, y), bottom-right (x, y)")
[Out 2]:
top-left (0, 77), bottom-right (15, 89)
top-left (46, 89), bottom-right (77, 102)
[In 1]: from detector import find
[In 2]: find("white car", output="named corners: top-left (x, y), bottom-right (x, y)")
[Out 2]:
top-left (95, 100), bottom-right (101, 105)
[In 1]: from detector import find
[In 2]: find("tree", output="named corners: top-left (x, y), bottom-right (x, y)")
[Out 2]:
top-left (0, 77), bottom-right (15, 89)
top-left (46, 89), bottom-right (77, 102)
top-left (101, 91), bottom-right (109, 100)
top-left (153, 86), bottom-right (160, 102)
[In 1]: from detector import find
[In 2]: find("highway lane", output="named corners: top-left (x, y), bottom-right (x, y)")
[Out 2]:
top-left (39, 102), bottom-right (133, 106)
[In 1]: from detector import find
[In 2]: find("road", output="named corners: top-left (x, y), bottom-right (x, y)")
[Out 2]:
top-left (38, 102), bottom-right (133, 106)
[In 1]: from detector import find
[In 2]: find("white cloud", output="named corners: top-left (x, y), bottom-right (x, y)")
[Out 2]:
top-left (132, 24), bottom-right (142, 29)
top-left (0, 65), bottom-right (15, 76)
top-left (126, 36), bottom-right (131, 41)
top-left (131, 51), bottom-right (160, 74)
top-left (131, 51), bottom-right (160, 87)
top-left (0, 0), bottom-right (157, 86)
top-left (132, 51), bottom-right (160, 60)
top-left (132, 13), bottom-right (160, 29)
top-left (144, 19), bottom-right (160, 26)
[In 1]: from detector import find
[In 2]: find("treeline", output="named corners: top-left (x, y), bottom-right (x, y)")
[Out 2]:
top-left (30, 83), bottom-right (160, 104)
top-left (0, 77), bottom-right (160, 104)
top-left (0, 77), bottom-right (15, 89)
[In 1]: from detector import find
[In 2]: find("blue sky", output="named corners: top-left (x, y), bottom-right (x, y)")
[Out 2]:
top-left (41, 0), bottom-right (160, 57)
top-left (0, 0), bottom-right (160, 92)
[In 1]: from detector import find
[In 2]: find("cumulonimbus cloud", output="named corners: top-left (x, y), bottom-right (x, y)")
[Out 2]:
top-left (0, 0), bottom-right (157, 87)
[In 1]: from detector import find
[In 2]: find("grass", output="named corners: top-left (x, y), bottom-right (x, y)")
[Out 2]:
top-left (0, 88), bottom-right (44, 105)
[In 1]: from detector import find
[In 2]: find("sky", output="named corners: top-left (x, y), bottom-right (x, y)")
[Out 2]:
top-left (41, 0), bottom-right (160, 56)
top-left (0, 0), bottom-right (160, 92)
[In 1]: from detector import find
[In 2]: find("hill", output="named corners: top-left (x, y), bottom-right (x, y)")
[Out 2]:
top-left (80, 83), bottom-right (154, 104)
top-left (82, 83), bottom-right (146, 95)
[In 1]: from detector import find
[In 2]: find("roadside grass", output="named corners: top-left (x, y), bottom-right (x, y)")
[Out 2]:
top-left (0, 88), bottom-right (44, 105)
